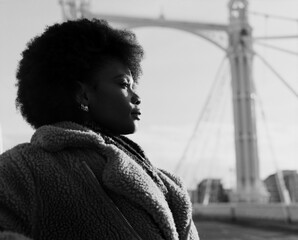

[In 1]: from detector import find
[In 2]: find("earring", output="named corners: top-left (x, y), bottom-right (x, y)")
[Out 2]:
top-left (80, 104), bottom-right (89, 112)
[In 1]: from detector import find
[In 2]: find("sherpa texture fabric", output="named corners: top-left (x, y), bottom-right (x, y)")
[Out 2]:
top-left (0, 122), bottom-right (199, 240)
top-left (0, 232), bottom-right (32, 240)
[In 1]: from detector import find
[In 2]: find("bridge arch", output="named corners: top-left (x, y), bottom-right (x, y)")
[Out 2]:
top-left (122, 24), bottom-right (227, 52)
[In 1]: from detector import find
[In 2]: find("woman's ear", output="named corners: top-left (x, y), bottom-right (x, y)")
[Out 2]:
top-left (75, 81), bottom-right (89, 106)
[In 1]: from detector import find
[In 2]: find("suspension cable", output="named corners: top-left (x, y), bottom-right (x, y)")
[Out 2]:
top-left (187, 65), bottom-right (229, 189)
top-left (251, 10), bottom-right (298, 40)
top-left (255, 52), bottom-right (298, 100)
top-left (202, 75), bottom-right (229, 205)
top-left (179, 70), bottom-right (226, 185)
top-left (254, 35), bottom-right (298, 41)
top-left (248, 11), bottom-right (298, 23)
top-left (254, 89), bottom-right (291, 205)
top-left (174, 56), bottom-right (228, 175)
top-left (254, 41), bottom-right (298, 56)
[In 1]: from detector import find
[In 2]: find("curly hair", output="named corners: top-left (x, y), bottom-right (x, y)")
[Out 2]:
top-left (16, 19), bottom-right (144, 129)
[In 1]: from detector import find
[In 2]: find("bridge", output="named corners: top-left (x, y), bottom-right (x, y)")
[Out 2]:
top-left (195, 219), bottom-right (298, 239)
top-left (61, 0), bottom-right (298, 235)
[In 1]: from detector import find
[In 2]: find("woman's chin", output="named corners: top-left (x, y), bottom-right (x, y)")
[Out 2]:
top-left (121, 121), bottom-right (139, 135)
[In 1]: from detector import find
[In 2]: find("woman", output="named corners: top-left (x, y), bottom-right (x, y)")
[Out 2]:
top-left (0, 19), bottom-right (199, 240)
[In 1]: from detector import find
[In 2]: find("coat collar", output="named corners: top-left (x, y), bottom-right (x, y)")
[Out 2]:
top-left (31, 122), bottom-right (180, 240)
top-left (31, 122), bottom-right (104, 152)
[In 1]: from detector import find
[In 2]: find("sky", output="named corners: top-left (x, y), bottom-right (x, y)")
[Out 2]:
top-left (0, 0), bottom-right (298, 189)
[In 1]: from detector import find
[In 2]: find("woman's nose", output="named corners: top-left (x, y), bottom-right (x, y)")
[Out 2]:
top-left (131, 92), bottom-right (141, 105)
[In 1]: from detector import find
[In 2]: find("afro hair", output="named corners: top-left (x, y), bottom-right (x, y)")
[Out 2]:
top-left (16, 18), bottom-right (144, 129)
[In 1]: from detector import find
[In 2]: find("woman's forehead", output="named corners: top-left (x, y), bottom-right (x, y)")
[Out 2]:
top-left (91, 60), bottom-right (135, 85)
top-left (98, 60), bottom-right (131, 77)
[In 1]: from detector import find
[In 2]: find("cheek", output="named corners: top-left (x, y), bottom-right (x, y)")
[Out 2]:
top-left (113, 94), bottom-right (131, 114)
top-left (94, 90), bottom-right (130, 115)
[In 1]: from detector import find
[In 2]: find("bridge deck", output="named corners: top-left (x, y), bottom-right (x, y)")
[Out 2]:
top-left (194, 220), bottom-right (298, 240)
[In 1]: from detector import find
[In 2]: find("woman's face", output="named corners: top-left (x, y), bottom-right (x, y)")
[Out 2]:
top-left (84, 60), bottom-right (141, 135)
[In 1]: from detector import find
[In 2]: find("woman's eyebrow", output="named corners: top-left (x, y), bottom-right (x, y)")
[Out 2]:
top-left (113, 74), bottom-right (134, 83)
top-left (113, 74), bottom-right (129, 80)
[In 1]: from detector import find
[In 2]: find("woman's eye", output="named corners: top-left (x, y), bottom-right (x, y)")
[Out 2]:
top-left (119, 82), bottom-right (130, 89)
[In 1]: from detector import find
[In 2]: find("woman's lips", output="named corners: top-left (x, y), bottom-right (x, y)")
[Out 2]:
top-left (131, 110), bottom-right (141, 120)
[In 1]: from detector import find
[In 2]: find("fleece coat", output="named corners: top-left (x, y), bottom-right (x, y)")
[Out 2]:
top-left (0, 122), bottom-right (199, 240)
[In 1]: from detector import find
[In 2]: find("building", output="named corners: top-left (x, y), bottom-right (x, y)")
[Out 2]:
top-left (264, 170), bottom-right (298, 203)
top-left (196, 178), bottom-right (229, 204)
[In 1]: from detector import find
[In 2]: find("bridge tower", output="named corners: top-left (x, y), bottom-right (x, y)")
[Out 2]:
top-left (59, 0), bottom-right (269, 202)
top-left (228, 0), bottom-right (268, 202)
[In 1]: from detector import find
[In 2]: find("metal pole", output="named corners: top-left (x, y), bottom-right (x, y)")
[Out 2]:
top-left (228, 0), bottom-right (268, 202)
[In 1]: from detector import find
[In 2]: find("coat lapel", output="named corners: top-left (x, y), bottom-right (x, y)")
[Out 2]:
top-left (101, 145), bottom-right (179, 240)
top-left (157, 170), bottom-right (193, 240)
